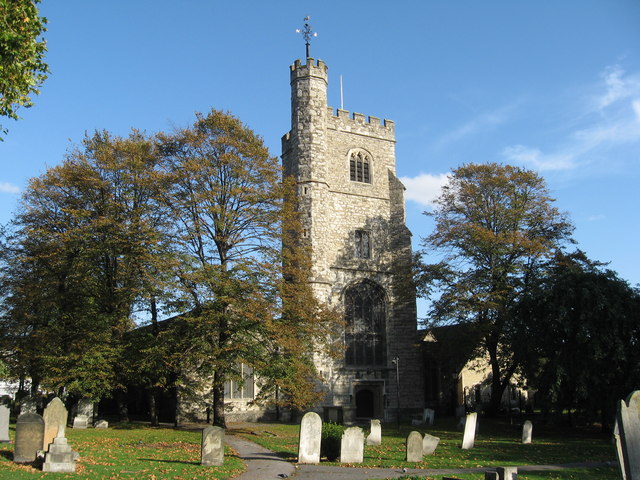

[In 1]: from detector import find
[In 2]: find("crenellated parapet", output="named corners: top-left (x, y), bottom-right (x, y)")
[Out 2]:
top-left (326, 107), bottom-right (395, 142)
top-left (290, 58), bottom-right (328, 83)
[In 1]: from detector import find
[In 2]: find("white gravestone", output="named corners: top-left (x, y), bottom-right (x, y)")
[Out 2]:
top-left (340, 426), bottom-right (364, 463)
top-left (201, 426), bottom-right (224, 466)
top-left (423, 433), bottom-right (440, 455)
top-left (406, 431), bottom-right (423, 462)
top-left (72, 414), bottom-right (88, 429)
top-left (298, 412), bottom-right (322, 464)
top-left (461, 412), bottom-right (477, 449)
top-left (43, 397), bottom-right (68, 450)
top-left (0, 405), bottom-right (10, 442)
top-left (366, 419), bottom-right (381, 446)
top-left (617, 390), bottom-right (640, 480)
top-left (76, 399), bottom-right (94, 426)
top-left (522, 420), bottom-right (532, 444)
top-left (497, 466), bottom-right (518, 480)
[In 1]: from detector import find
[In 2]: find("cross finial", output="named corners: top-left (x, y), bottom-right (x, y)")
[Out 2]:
top-left (295, 16), bottom-right (317, 58)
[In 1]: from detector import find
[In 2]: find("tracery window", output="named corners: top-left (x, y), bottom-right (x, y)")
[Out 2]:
top-left (349, 151), bottom-right (371, 183)
top-left (344, 281), bottom-right (386, 366)
top-left (354, 230), bottom-right (371, 259)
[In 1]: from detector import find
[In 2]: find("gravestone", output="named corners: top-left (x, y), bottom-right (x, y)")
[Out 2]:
top-left (366, 419), bottom-right (381, 446)
top-left (614, 419), bottom-right (628, 480)
top-left (406, 431), bottom-right (423, 462)
top-left (424, 408), bottom-right (435, 425)
top-left (14, 412), bottom-right (44, 463)
top-left (340, 426), bottom-right (364, 463)
top-left (298, 411), bottom-right (322, 464)
top-left (201, 425), bottom-right (224, 466)
top-left (95, 419), bottom-right (109, 429)
top-left (422, 432), bottom-right (440, 455)
top-left (76, 398), bottom-right (94, 426)
top-left (522, 420), bottom-right (532, 444)
top-left (0, 405), bottom-right (10, 442)
top-left (42, 434), bottom-right (77, 472)
top-left (43, 397), bottom-right (68, 450)
top-left (20, 397), bottom-right (37, 415)
top-left (617, 390), bottom-right (640, 480)
top-left (497, 466), bottom-right (518, 480)
top-left (72, 414), bottom-right (88, 429)
top-left (461, 412), bottom-right (477, 449)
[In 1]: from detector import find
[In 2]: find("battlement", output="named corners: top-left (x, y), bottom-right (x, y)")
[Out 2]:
top-left (290, 58), bottom-right (328, 82)
top-left (326, 107), bottom-right (395, 141)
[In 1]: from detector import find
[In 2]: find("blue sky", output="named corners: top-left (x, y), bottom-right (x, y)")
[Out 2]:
top-left (1, 1), bottom-right (639, 318)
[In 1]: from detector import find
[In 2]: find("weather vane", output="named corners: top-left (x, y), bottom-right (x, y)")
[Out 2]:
top-left (296, 16), bottom-right (317, 58)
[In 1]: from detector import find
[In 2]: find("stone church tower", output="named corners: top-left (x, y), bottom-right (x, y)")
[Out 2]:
top-left (282, 58), bottom-right (424, 422)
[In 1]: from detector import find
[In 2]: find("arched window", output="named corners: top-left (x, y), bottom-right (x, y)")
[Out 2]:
top-left (349, 151), bottom-right (371, 183)
top-left (344, 281), bottom-right (386, 366)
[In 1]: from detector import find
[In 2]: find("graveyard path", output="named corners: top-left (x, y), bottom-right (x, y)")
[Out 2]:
top-left (226, 433), bottom-right (616, 480)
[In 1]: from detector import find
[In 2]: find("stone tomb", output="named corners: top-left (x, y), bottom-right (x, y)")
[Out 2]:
top-left (461, 412), bottom-right (477, 449)
top-left (43, 434), bottom-right (78, 473)
top-left (522, 420), bottom-right (532, 444)
top-left (422, 433), bottom-right (440, 455)
top-left (617, 390), bottom-right (640, 480)
top-left (0, 405), bottom-right (10, 442)
top-left (366, 419), bottom-right (381, 446)
top-left (201, 426), bottom-right (224, 466)
top-left (340, 427), bottom-right (364, 463)
top-left (406, 431), bottom-right (423, 462)
top-left (43, 397), bottom-right (68, 450)
top-left (298, 412), bottom-right (322, 464)
top-left (14, 412), bottom-right (45, 463)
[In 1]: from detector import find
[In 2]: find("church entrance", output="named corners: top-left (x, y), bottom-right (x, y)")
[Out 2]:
top-left (353, 382), bottom-right (384, 419)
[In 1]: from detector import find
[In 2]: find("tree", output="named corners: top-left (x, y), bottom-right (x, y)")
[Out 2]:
top-left (0, 0), bottom-right (49, 138)
top-left (417, 163), bottom-right (573, 414)
top-left (512, 250), bottom-right (640, 429)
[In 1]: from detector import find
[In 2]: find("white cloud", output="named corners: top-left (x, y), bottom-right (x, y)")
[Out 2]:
top-left (0, 182), bottom-right (20, 194)
top-left (597, 65), bottom-right (640, 110)
top-left (400, 173), bottom-right (450, 208)
top-left (502, 145), bottom-right (575, 171)
top-left (633, 100), bottom-right (640, 122)
top-left (587, 214), bottom-right (606, 222)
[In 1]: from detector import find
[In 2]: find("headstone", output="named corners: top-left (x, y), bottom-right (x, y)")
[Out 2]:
top-left (13, 412), bottom-right (45, 463)
top-left (43, 397), bottom-right (68, 450)
top-left (497, 466), bottom-right (518, 480)
top-left (461, 412), bottom-right (477, 449)
top-left (95, 419), bottom-right (109, 429)
top-left (406, 431), bottom-right (423, 462)
top-left (42, 434), bottom-right (77, 472)
top-left (0, 405), bottom-right (10, 442)
top-left (617, 390), bottom-right (640, 480)
top-left (614, 419), bottom-right (628, 480)
top-left (73, 414), bottom-right (88, 429)
top-left (340, 426), bottom-right (364, 463)
top-left (424, 408), bottom-right (435, 425)
top-left (485, 472), bottom-right (499, 480)
top-left (422, 433), bottom-right (440, 455)
top-left (522, 420), bottom-right (532, 444)
top-left (76, 398), bottom-right (94, 426)
top-left (366, 419), bottom-right (381, 446)
top-left (20, 397), bottom-right (37, 415)
top-left (298, 411), bottom-right (322, 464)
top-left (201, 425), bottom-right (224, 466)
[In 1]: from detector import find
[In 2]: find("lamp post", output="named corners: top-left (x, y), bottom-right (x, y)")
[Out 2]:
top-left (392, 356), bottom-right (400, 427)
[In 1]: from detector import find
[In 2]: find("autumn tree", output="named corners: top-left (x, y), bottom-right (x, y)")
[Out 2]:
top-left (0, 0), bottom-right (49, 138)
top-left (417, 163), bottom-right (573, 415)
top-left (512, 250), bottom-right (640, 429)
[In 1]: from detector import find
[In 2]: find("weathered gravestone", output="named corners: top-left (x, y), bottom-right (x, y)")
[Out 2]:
top-left (340, 426), bottom-right (364, 463)
top-left (497, 466), bottom-right (518, 480)
top-left (43, 434), bottom-right (78, 473)
top-left (43, 397), bottom-right (68, 450)
top-left (617, 390), bottom-right (640, 480)
top-left (95, 419), bottom-right (109, 429)
top-left (14, 412), bottom-right (44, 463)
top-left (201, 425), bottom-right (224, 466)
top-left (522, 420), bottom-right (532, 444)
top-left (614, 419), bottom-right (628, 480)
top-left (76, 398), bottom-right (94, 426)
top-left (73, 414), bottom-right (88, 429)
top-left (422, 432), bottom-right (440, 455)
top-left (366, 419), bottom-right (381, 446)
top-left (298, 412), bottom-right (322, 464)
top-left (461, 412), bottom-right (477, 449)
top-left (0, 405), bottom-right (10, 442)
top-left (406, 431), bottom-right (423, 462)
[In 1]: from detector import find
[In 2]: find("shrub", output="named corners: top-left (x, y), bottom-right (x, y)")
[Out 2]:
top-left (321, 422), bottom-right (345, 461)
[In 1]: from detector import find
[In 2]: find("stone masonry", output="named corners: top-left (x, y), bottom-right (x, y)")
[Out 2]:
top-left (281, 58), bottom-right (424, 421)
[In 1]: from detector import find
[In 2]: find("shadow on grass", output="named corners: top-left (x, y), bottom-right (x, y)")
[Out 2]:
top-left (138, 458), bottom-right (200, 465)
top-left (0, 450), bottom-right (12, 461)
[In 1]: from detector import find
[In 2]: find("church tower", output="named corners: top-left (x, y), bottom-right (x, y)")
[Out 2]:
top-left (282, 58), bottom-right (424, 422)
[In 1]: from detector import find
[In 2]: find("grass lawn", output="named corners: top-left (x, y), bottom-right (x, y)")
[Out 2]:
top-left (229, 416), bottom-right (619, 479)
top-left (0, 423), bottom-right (244, 480)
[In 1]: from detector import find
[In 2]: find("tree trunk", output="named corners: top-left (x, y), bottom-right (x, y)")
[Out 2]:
top-left (147, 386), bottom-right (159, 426)
top-left (117, 391), bottom-right (129, 423)
top-left (212, 372), bottom-right (226, 427)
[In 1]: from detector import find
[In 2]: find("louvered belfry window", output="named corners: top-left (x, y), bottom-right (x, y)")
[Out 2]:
top-left (344, 281), bottom-right (386, 366)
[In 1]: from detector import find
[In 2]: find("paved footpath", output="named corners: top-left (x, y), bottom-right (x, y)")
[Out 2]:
top-left (226, 434), bottom-right (616, 480)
